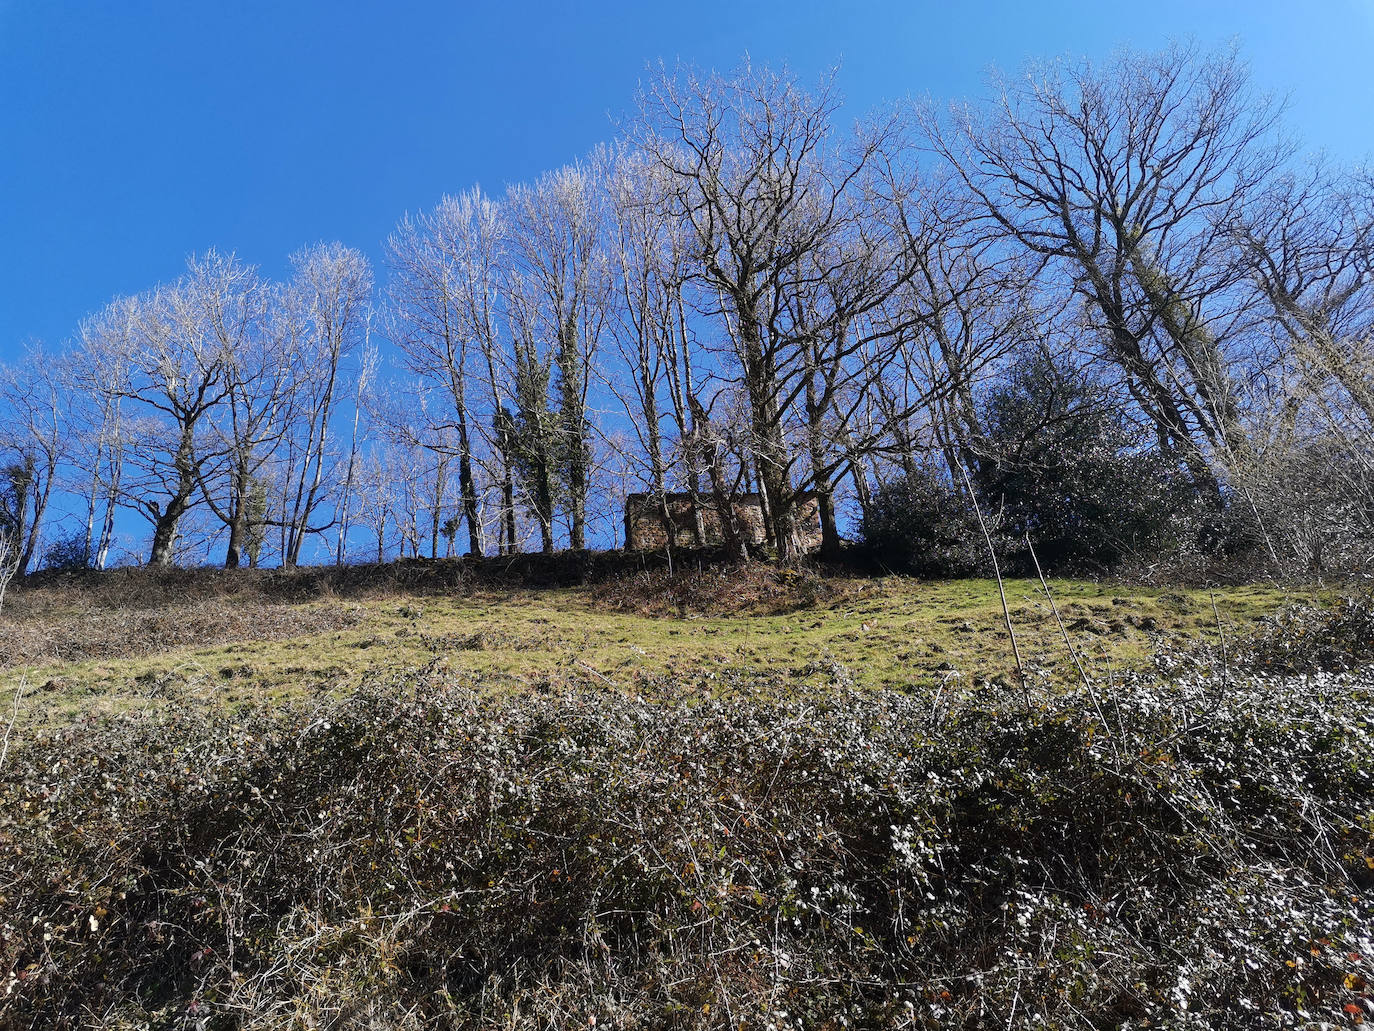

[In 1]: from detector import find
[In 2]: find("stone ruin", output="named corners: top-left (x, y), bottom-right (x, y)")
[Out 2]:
top-left (624, 491), bottom-right (824, 553)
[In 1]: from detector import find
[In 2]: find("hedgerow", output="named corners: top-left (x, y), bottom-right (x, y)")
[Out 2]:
top-left (2, 662), bottom-right (1371, 1028)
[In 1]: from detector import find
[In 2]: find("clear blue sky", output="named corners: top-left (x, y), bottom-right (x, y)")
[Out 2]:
top-left (2, 0), bottom-right (1371, 356)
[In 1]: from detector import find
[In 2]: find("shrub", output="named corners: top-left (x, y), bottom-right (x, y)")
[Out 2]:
top-left (860, 467), bottom-right (988, 578)
top-left (3, 658), bottom-right (1371, 1028)
top-left (1164, 592), bottom-right (1374, 678)
top-left (40, 529), bottom-right (91, 572)
top-left (978, 351), bottom-right (1198, 574)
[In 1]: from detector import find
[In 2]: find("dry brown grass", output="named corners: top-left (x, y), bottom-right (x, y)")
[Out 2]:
top-left (588, 562), bottom-right (861, 616)
top-left (0, 597), bottom-right (364, 670)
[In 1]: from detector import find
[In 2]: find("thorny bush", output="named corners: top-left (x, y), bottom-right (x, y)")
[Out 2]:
top-left (1161, 593), bottom-right (1374, 678)
top-left (2, 661), bottom-right (1372, 1029)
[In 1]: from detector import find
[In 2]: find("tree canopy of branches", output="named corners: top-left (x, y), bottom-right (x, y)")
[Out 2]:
top-left (3, 46), bottom-right (1371, 577)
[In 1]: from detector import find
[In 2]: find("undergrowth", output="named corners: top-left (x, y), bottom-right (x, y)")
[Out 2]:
top-left (589, 564), bottom-right (848, 617)
top-left (1161, 592), bottom-right (1374, 678)
top-left (3, 654), bottom-right (1372, 1028)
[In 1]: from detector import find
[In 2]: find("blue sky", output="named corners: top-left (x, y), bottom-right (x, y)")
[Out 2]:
top-left (2, 0), bottom-right (1371, 356)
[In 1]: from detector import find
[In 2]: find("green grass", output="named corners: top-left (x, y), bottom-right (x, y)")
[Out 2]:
top-left (2, 575), bottom-right (1320, 737)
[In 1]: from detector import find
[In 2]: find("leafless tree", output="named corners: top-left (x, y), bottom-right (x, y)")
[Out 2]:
top-left (335, 329), bottom-right (378, 566)
top-left (604, 149), bottom-right (717, 544)
top-left (0, 344), bottom-right (69, 574)
top-left (924, 42), bottom-right (1287, 501)
top-left (355, 445), bottom-right (399, 564)
top-left (506, 157), bottom-right (611, 551)
top-left (1235, 163), bottom-right (1374, 426)
top-left (77, 273), bottom-right (233, 567)
top-left (386, 195), bottom-right (491, 557)
top-left (605, 151), bottom-right (675, 499)
top-left (169, 251), bottom-right (290, 569)
top-left (277, 243), bottom-right (372, 566)
top-left (71, 299), bottom-right (143, 569)
top-left (636, 60), bottom-right (919, 558)
top-left (888, 175), bottom-right (1047, 481)
top-left (1228, 163), bottom-right (1374, 569)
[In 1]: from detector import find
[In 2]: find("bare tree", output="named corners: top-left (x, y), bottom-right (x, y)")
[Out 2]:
top-left (355, 445), bottom-right (398, 564)
top-left (278, 243), bottom-right (372, 567)
top-left (886, 176), bottom-right (1047, 482)
top-left (168, 251), bottom-right (294, 569)
top-left (636, 61), bottom-right (918, 559)
top-left (0, 344), bottom-right (69, 574)
top-left (335, 328), bottom-right (377, 566)
top-left (1235, 163), bottom-right (1374, 425)
top-left (77, 274), bottom-right (233, 567)
top-left (924, 42), bottom-right (1286, 501)
top-left (506, 158), bottom-right (611, 550)
top-left (386, 196), bottom-right (488, 556)
top-left (605, 150), bottom-right (676, 504)
top-left (436, 188), bottom-right (520, 556)
top-left (70, 298), bottom-right (146, 569)
top-left (0, 517), bottom-right (19, 613)
top-left (1227, 163), bottom-right (1374, 569)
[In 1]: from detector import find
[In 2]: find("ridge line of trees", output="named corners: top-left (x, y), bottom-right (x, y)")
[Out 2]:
top-left (2, 44), bottom-right (1371, 578)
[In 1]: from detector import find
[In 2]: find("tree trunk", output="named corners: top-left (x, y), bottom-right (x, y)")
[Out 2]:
top-left (568, 462), bottom-right (586, 550)
top-left (689, 397), bottom-right (747, 563)
top-left (225, 517), bottom-right (243, 569)
top-left (706, 450), bottom-right (747, 564)
top-left (532, 453), bottom-right (555, 554)
top-left (737, 307), bottom-right (796, 559)
top-left (223, 465), bottom-right (247, 569)
top-left (841, 431), bottom-right (874, 524)
top-left (19, 470), bottom-right (52, 576)
top-left (149, 432), bottom-right (197, 568)
top-left (502, 470), bottom-right (517, 555)
top-left (149, 508), bottom-right (181, 567)
top-left (458, 448), bottom-right (481, 556)
top-left (804, 363), bottom-right (841, 559)
top-left (815, 485), bottom-right (840, 560)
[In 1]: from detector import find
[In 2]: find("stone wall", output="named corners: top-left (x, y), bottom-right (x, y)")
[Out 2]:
top-left (624, 491), bottom-right (823, 553)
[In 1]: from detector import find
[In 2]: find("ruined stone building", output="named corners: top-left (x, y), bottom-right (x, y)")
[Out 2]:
top-left (624, 491), bottom-right (823, 553)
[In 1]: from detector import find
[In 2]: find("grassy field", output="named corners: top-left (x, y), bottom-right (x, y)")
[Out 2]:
top-left (0, 565), bottom-right (1320, 735)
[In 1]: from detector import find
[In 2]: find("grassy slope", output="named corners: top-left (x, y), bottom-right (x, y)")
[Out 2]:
top-left (2, 574), bottom-right (1316, 735)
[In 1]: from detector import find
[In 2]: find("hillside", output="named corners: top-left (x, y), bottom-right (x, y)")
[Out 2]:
top-left (0, 561), bottom-right (1315, 736)
top-left (2, 564), bottom-right (1372, 1029)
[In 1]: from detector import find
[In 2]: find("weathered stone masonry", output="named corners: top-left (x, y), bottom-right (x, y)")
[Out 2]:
top-left (624, 491), bottom-right (823, 553)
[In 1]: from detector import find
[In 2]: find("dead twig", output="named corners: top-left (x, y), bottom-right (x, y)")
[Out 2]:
top-left (958, 464), bottom-right (1028, 710)
top-left (0, 674), bottom-right (26, 770)
top-left (1026, 533), bottom-right (1118, 757)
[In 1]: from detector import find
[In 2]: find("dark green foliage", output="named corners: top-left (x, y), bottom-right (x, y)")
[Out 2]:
top-left (555, 311), bottom-right (593, 550)
top-left (39, 529), bottom-right (90, 571)
top-left (861, 355), bottom-right (1196, 578)
top-left (0, 459), bottom-right (33, 545)
top-left (860, 467), bottom-right (987, 577)
top-left (506, 339), bottom-right (560, 551)
top-left (976, 351), bottom-right (1197, 574)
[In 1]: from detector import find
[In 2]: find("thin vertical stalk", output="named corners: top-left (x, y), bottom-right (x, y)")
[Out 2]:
top-left (958, 463), bottom-right (1028, 709)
